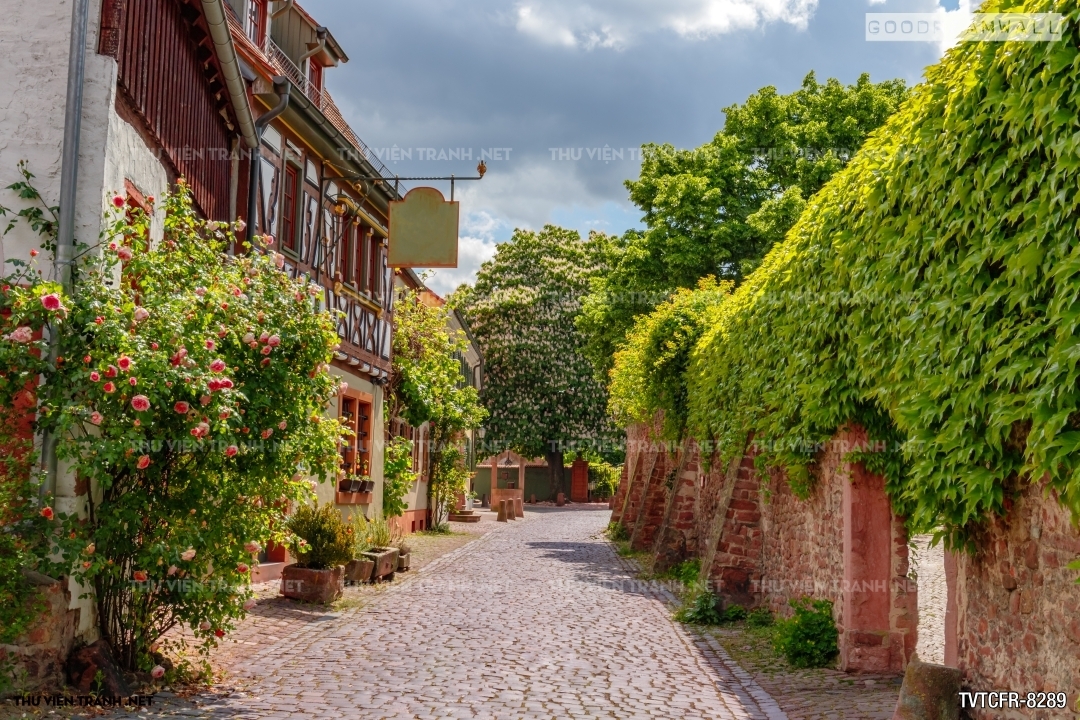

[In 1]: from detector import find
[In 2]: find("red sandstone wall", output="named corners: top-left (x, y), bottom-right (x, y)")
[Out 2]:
top-left (955, 479), bottom-right (1080, 719)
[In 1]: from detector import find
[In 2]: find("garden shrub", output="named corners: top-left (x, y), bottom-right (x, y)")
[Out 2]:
top-left (747, 607), bottom-right (774, 628)
top-left (588, 460), bottom-right (621, 499)
top-left (675, 590), bottom-right (723, 625)
top-left (723, 604), bottom-right (747, 622)
top-left (0, 175), bottom-right (345, 670)
top-left (661, 558), bottom-right (700, 588)
top-left (605, 521), bottom-right (629, 542)
top-left (773, 598), bottom-right (838, 668)
top-left (286, 503), bottom-right (354, 570)
top-left (365, 516), bottom-right (393, 549)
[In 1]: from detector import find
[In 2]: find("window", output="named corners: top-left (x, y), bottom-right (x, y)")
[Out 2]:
top-left (355, 224), bottom-right (368, 289)
top-left (308, 61), bottom-right (323, 95)
top-left (337, 221), bottom-right (353, 283)
top-left (367, 235), bottom-right (381, 297)
top-left (339, 393), bottom-right (372, 488)
top-left (248, 0), bottom-right (268, 47)
top-left (281, 165), bottom-right (298, 251)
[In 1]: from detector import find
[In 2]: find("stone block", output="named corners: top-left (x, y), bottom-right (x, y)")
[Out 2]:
top-left (891, 656), bottom-right (960, 720)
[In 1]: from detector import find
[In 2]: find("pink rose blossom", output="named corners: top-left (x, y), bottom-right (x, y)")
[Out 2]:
top-left (94, 316), bottom-right (104, 324)
top-left (151, 665), bottom-right (165, 679)
top-left (195, 287), bottom-right (206, 297)
top-left (267, 334), bottom-right (281, 347)
top-left (259, 331), bottom-right (270, 344)
top-left (170, 347), bottom-right (187, 366)
top-left (5, 326), bottom-right (33, 343)
top-left (219, 378), bottom-right (234, 389)
top-left (167, 565), bottom-right (178, 576)
top-left (108, 241), bottom-right (118, 251)
top-left (112, 194), bottom-right (125, 208)
top-left (248, 341), bottom-right (258, 349)
top-left (40, 293), bottom-right (62, 311)
top-left (133, 307), bottom-right (150, 323)
top-left (116, 246), bottom-right (133, 261)
top-left (261, 428), bottom-right (273, 439)
top-left (103, 382), bottom-right (116, 394)
top-left (219, 410), bottom-right (230, 419)
top-left (264, 234), bottom-right (275, 246)
top-left (339, 381), bottom-right (349, 394)
top-left (131, 395), bottom-right (150, 412)
top-left (151, 342), bottom-right (159, 350)
top-left (133, 570), bottom-right (148, 582)
top-left (182, 548), bottom-right (197, 562)
top-left (89, 411), bottom-right (103, 425)
top-left (261, 358), bottom-right (271, 367)
top-left (278, 421), bottom-right (286, 430)
top-left (174, 401), bottom-right (190, 414)
top-left (40, 507), bottom-right (54, 520)
top-left (191, 422), bottom-right (210, 438)
top-left (243, 332), bottom-right (255, 344)
top-left (205, 339), bottom-right (215, 350)
top-left (117, 356), bottom-right (132, 371)
top-left (236, 219), bottom-right (246, 232)
top-left (198, 621), bottom-right (211, 631)
top-left (236, 563), bottom-right (249, 574)
top-left (129, 377), bottom-right (138, 387)
top-left (274, 253), bottom-right (285, 269)
top-left (225, 445), bottom-right (238, 457)
top-left (243, 599), bottom-right (257, 611)
top-left (105, 364), bottom-right (118, 378)
top-left (200, 394), bottom-right (212, 406)
top-left (244, 541), bottom-right (261, 554)
top-left (209, 359), bottom-right (226, 373)
top-left (261, 345), bottom-right (272, 356)
top-left (29, 249), bottom-right (38, 258)
top-left (137, 455), bottom-right (151, 469)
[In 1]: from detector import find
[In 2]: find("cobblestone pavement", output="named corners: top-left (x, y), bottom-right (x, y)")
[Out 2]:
top-left (911, 534), bottom-right (946, 665)
top-left (83, 508), bottom-right (781, 720)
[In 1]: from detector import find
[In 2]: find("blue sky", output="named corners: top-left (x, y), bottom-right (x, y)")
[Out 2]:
top-left (303, 0), bottom-right (966, 294)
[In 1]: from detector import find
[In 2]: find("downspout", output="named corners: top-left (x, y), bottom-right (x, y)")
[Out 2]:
top-left (42, 0), bottom-right (91, 500)
top-left (199, 0), bottom-right (257, 151)
top-left (245, 78), bottom-right (290, 246)
top-left (270, 0), bottom-right (294, 19)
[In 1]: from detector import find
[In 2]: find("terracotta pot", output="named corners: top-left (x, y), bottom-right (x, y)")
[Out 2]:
top-left (345, 558), bottom-right (376, 583)
top-left (361, 547), bottom-right (399, 581)
top-left (280, 564), bottom-right (344, 604)
top-left (397, 552), bottom-right (411, 571)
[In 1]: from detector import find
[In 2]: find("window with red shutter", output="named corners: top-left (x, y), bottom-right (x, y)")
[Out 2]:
top-left (281, 165), bottom-right (298, 250)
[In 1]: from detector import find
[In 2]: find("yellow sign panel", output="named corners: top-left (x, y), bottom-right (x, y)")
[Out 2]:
top-left (388, 187), bottom-right (459, 268)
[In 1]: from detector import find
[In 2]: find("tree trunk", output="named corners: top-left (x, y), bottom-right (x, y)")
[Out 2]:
top-left (545, 448), bottom-right (564, 501)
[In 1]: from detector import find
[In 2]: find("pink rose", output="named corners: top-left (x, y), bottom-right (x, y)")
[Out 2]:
top-left (133, 570), bottom-right (148, 582)
top-left (205, 339), bottom-right (215, 351)
top-left (209, 359), bottom-right (226, 373)
top-left (116, 246), bottom-right (133, 261)
top-left (200, 394), bottom-right (212, 406)
top-left (261, 428), bottom-right (273, 439)
top-left (90, 371), bottom-right (101, 382)
top-left (267, 334), bottom-right (281, 347)
top-left (261, 345), bottom-right (272, 356)
top-left (219, 378), bottom-right (234, 389)
top-left (339, 381), bottom-right (349, 394)
top-left (133, 307), bottom-right (149, 322)
top-left (137, 455), bottom-right (151, 469)
top-left (117, 356), bottom-right (132, 371)
top-left (219, 410), bottom-right (230, 419)
top-left (103, 382), bottom-right (116, 394)
top-left (170, 347), bottom-right (187, 366)
top-left (277, 421), bottom-right (286, 430)
top-left (243, 598), bottom-right (257, 611)
top-left (174, 401), bottom-right (190, 414)
top-left (244, 541), bottom-right (261, 554)
top-left (199, 621), bottom-right (211, 631)
top-left (259, 331), bottom-right (270, 344)
top-left (248, 341), bottom-right (259, 349)
top-left (105, 365), bottom-right (118, 378)
top-left (236, 219), bottom-right (246, 232)
top-left (108, 241), bottom-right (118, 251)
top-left (182, 548), bottom-right (197, 561)
top-left (131, 395), bottom-right (150, 412)
top-left (191, 422), bottom-right (210, 438)
top-left (274, 253), bottom-right (285, 269)
top-left (5, 326), bottom-right (33, 343)
top-left (167, 565), bottom-right (178, 576)
top-left (94, 316), bottom-right (104, 324)
top-left (29, 249), bottom-right (38, 258)
top-left (264, 234), bottom-right (275, 246)
top-left (225, 445), bottom-right (238, 457)
top-left (129, 377), bottom-right (138, 387)
top-left (40, 507), bottom-right (54, 520)
top-left (242, 332), bottom-right (255, 344)
top-left (151, 342), bottom-right (159, 350)
top-left (261, 358), bottom-right (271, 367)
top-left (151, 665), bottom-right (165, 679)
top-left (89, 411), bottom-right (103, 426)
top-left (195, 287), bottom-right (206, 297)
top-left (40, 293), bottom-right (62, 311)
top-left (236, 563), bottom-right (249, 574)
top-left (112, 194), bottom-right (125, 208)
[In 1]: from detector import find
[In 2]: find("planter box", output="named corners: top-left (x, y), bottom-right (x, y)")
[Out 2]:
top-left (344, 558), bottom-right (376, 584)
top-left (361, 547), bottom-right (399, 581)
top-left (280, 564), bottom-right (344, 604)
top-left (335, 491), bottom-right (373, 505)
top-left (397, 552), bottom-right (411, 572)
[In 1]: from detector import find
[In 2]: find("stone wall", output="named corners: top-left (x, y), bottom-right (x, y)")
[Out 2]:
top-left (0, 572), bottom-right (80, 695)
top-left (953, 478), bottom-right (1080, 718)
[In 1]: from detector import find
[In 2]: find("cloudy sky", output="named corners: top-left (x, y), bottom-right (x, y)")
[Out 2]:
top-left (305, 0), bottom-right (968, 295)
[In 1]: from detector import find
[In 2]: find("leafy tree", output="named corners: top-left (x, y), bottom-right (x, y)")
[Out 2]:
top-left (455, 225), bottom-right (618, 497)
top-left (381, 435), bottom-right (415, 519)
top-left (579, 72), bottom-right (909, 379)
top-left (389, 288), bottom-right (485, 524)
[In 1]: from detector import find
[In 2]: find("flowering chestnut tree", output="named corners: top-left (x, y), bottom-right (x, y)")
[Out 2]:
top-left (0, 179), bottom-right (344, 671)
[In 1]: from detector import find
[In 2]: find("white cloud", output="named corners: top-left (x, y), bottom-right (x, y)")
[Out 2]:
top-left (420, 232), bottom-right (499, 297)
top-left (513, 0), bottom-right (820, 49)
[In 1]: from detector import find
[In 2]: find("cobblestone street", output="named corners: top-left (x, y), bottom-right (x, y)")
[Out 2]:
top-left (94, 508), bottom-right (784, 720)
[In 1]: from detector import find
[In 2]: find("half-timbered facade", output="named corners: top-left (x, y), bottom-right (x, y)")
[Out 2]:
top-left (226, 0), bottom-right (400, 520)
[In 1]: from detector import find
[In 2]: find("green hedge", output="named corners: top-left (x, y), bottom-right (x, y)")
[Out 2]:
top-left (686, 0), bottom-right (1080, 546)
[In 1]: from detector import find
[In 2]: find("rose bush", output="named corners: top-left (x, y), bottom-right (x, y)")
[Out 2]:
top-left (0, 179), bottom-right (345, 672)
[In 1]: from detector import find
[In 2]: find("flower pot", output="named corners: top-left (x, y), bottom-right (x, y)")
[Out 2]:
top-left (280, 564), bottom-right (344, 604)
top-left (397, 552), bottom-right (411, 572)
top-left (345, 557), bottom-right (376, 584)
top-left (465, 498), bottom-right (474, 511)
top-left (361, 547), bottom-right (399, 581)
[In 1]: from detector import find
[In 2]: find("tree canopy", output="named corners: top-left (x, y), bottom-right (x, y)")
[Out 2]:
top-left (578, 72), bottom-right (910, 380)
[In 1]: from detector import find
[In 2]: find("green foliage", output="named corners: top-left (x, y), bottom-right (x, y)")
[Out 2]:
top-left (430, 445), bottom-right (470, 526)
top-left (382, 435), bottom-right (415, 519)
top-left (578, 73), bottom-right (909, 380)
top-left (365, 515), bottom-right (394, 549)
top-left (605, 521), bottom-right (629, 542)
top-left (347, 512), bottom-right (371, 556)
top-left (747, 607), bottom-right (774, 628)
top-left (773, 598), bottom-right (838, 668)
top-left (456, 226), bottom-right (619, 471)
top-left (608, 277), bottom-right (731, 439)
top-left (724, 604), bottom-right (747, 622)
top-left (588, 461), bottom-right (621, 499)
top-left (0, 177), bottom-right (345, 670)
top-left (661, 558), bottom-right (700, 587)
top-left (685, 0), bottom-right (1080, 543)
top-left (286, 503), bottom-right (354, 570)
top-left (675, 590), bottom-right (723, 625)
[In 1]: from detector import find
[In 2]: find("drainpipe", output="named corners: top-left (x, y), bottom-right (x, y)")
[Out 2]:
top-left (245, 78), bottom-right (290, 247)
top-left (270, 0), bottom-right (294, 19)
top-left (200, 0), bottom-right (258, 151)
top-left (300, 27), bottom-right (328, 62)
top-left (41, 0), bottom-right (91, 501)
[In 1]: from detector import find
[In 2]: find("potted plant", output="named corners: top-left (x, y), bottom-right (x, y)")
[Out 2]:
top-left (281, 503), bottom-right (354, 604)
top-left (396, 538), bottom-right (412, 572)
top-left (360, 516), bottom-right (399, 581)
top-left (344, 513), bottom-right (376, 584)
top-left (465, 490), bottom-right (478, 511)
